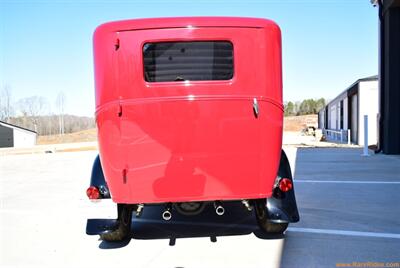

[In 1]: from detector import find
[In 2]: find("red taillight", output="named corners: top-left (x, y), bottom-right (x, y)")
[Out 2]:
top-left (86, 186), bottom-right (100, 200)
top-left (278, 178), bottom-right (293, 192)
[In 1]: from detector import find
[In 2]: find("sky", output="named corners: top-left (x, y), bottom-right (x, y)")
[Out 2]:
top-left (0, 0), bottom-right (379, 117)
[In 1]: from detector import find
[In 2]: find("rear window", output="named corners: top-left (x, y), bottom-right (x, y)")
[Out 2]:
top-left (143, 41), bottom-right (233, 82)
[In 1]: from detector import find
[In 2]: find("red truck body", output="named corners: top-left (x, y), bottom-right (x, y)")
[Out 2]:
top-left (93, 17), bottom-right (283, 204)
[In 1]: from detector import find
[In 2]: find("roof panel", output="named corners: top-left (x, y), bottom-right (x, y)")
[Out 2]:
top-left (0, 121), bottom-right (37, 134)
top-left (95, 17), bottom-right (278, 35)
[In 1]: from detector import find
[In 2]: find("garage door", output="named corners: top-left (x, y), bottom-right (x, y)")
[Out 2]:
top-left (0, 125), bottom-right (14, 148)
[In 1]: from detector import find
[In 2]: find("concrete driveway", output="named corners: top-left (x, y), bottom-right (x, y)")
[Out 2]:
top-left (283, 148), bottom-right (400, 267)
top-left (1, 147), bottom-right (399, 267)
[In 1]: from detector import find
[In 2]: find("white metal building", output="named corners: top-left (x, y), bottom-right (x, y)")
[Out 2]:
top-left (318, 75), bottom-right (378, 145)
top-left (0, 121), bottom-right (37, 148)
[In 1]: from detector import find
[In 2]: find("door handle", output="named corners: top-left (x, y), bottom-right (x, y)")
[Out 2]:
top-left (253, 98), bottom-right (259, 118)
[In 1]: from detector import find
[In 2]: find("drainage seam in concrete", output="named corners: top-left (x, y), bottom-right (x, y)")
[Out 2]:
top-left (288, 227), bottom-right (400, 239)
top-left (295, 180), bottom-right (400, 184)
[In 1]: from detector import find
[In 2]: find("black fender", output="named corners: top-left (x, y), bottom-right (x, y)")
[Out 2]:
top-left (265, 149), bottom-right (300, 223)
top-left (90, 155), bottom-right (111, 199)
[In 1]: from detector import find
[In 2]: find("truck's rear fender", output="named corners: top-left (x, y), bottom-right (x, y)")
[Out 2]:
top-left (265, 149), bottom-right (299, 223)
top-left (90, 155), bottom-right (111, 199)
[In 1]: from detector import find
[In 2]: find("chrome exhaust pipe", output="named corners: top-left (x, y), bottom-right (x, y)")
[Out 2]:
top-left (214, 201), bottom-right (225, 216)
top-left (162, 204), bottom-right (172, 221)
top-left (162, 210), bottom-right (172, 221)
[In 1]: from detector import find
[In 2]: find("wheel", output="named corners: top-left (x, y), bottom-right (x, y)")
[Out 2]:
top-left (100, 204), bottom-right (134, 242)
top-left (254, 200), bottom-right (288, 234)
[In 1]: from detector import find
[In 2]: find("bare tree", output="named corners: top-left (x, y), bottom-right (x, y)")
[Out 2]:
top-left (9, 94), bottom-right (94, 136)
top-left (17, 96), bottom-right (48, 132)
top-left (0, 85), bottom-right (13, 122)
top-left (56, 92), bottom-right (66, 135)
top-left (9, 114), bottom-right (95, 136)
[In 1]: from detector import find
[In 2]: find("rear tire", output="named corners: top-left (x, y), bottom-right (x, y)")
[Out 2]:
top-left (100, 204), bottom-right (134, 242)
top-left (255, 200), bottom-right (288, 234)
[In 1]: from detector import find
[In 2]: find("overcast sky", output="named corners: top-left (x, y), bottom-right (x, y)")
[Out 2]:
top-left (0, 0), bottom-right (378, 116)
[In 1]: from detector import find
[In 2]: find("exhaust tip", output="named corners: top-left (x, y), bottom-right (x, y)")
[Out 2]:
top-left (162, 210), bottom-right (172, 221)
top-left (215, 206), bottom-right (225, 216)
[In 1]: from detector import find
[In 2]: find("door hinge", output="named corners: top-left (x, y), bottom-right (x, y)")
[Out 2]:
top-left (114, 38), bottom-right (120, 51)
top-left (122, 168), bottom-right (127, 184)
top-left (118, 103), bottom-right (122, 117)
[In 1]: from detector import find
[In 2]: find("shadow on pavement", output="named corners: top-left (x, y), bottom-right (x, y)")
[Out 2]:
top-left (99, 239), bottom-right (131, 249)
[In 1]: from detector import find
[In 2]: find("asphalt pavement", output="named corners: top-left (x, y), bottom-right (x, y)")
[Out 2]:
top-left (1, 147), bottom-right (399, 268)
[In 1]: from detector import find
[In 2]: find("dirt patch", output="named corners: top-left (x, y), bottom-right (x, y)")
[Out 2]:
top-left (56, 146), bottom-right (98, 152)
top-left (37, 116), bottom-right (318, 145)
top-left (284, 115), bottom-right (318, 132)
top-left (37, 128), bottom-right (97, 145)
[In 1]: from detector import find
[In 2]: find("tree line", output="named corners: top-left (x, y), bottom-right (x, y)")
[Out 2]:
top-left (1, 85), bottom-right (326, 134)
top-left (284, 98), bottom-right (326, 116)
top-left (0, 85), bottom-right (95, 136)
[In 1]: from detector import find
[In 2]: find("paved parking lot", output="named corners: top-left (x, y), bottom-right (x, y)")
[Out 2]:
top-left (1, 147), bottom-right (399, 267)
top-left (283, 148), bottom-right (400, 267)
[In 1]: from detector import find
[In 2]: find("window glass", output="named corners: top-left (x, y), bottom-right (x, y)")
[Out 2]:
top-left (143, 41), bottom-right (233, 82)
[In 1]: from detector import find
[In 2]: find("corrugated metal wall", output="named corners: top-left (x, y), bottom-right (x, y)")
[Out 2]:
top-left (380, 1), bottom-right (400, 154)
